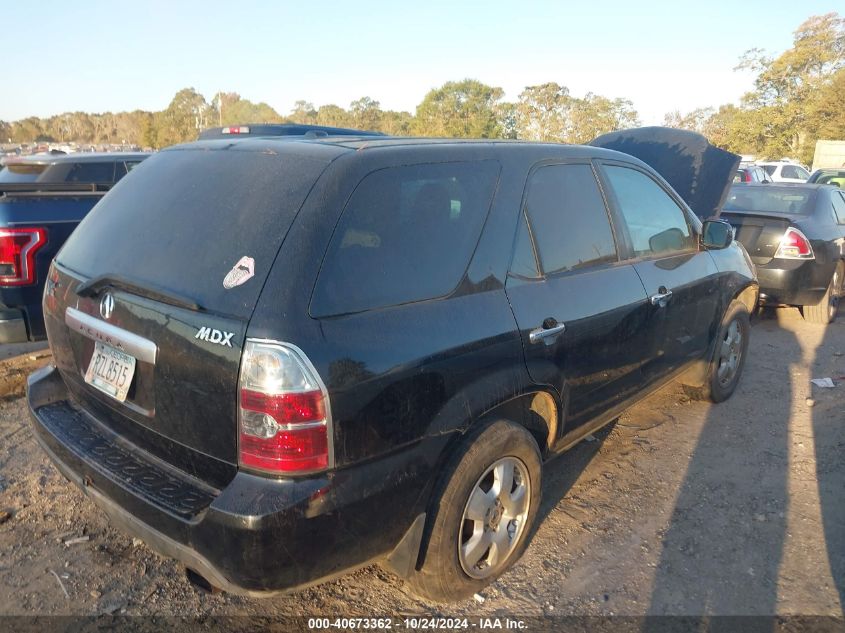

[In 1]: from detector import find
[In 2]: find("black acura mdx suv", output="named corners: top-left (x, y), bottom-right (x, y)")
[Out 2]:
top-left (28, 131), bottom-right (757, 601)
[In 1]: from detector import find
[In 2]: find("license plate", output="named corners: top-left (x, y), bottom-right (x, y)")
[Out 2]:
top-left (84, 342), bottom-right (136, 402)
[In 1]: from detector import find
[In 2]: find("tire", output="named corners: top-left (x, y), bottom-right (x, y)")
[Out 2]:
top-left (405, 420), bottom-right (542, 602)
top-left (803, 262), bottom-right (843, 325)
top-left (683, 300), bottom-right (750, 403)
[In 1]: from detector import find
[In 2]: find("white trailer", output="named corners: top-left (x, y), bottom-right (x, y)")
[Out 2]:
top-left (812, 140), bottom-right (845, 171)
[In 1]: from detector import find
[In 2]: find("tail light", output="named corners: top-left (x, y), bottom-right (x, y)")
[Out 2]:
top-left (774, 227), bottom-right (814, 260)
top-left (238, 340), bottom-right (332, 474)
top-left (0, 227), bottom-right (47, 286)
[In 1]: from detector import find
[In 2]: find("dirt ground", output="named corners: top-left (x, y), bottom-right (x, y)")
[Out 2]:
top-left (0, 308), bottom-right (842, 619)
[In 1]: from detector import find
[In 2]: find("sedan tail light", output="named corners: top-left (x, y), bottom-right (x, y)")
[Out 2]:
top-left (0, 227), bottom-right (47, 286)
top-left (774, 227), bottom-right (814, 260)
top-left (238, 340), bottom-right (332, 474)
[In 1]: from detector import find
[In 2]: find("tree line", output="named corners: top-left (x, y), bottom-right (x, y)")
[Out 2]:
top-left (664, 12), bottom-right (844, 164)
top-left (0, 80), bottom-right (639, 150)
top-left (1, 12), bottom-right (842, 164)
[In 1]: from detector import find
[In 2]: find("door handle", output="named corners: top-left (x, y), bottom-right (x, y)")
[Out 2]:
top-left (529, 320), bottom-right (566, 345)
top-left (649, 286), bottom-right (673, 307)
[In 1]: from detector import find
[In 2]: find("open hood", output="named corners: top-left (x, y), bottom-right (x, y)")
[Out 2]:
top-left (590, 126), bottom-right (740, 219)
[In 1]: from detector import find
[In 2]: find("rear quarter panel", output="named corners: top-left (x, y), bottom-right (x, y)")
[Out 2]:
top-left (246, 146), bottom-right (539, 468)
top-left (804, 193), bottom-right (845, 265)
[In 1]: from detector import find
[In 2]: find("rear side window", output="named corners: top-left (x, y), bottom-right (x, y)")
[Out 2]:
top-left (603, 165), bottom-right (695, 257)
top-left (522, 164), bottom-right (616, 274)
top-left (761, 165), bottom-right (776, 176)
top-left (311, 161), bottom-right (499, 317)
top-left (65, 162), bottom-right (115, 183)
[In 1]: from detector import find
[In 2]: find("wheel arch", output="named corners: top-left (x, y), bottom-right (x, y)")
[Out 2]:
top-left (733, 282), bottom-right (759, 316)
top-left (681, 282), bottom-right (756, 389)
top-left (402, 381), bottom-right (559, 572)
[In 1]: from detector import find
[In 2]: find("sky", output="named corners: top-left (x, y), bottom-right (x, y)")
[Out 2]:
top-left (3, 0), bottom-right (840, 125)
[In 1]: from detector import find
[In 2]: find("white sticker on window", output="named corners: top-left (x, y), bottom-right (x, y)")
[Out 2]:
top-left (223, 256), bottom-right (255, 289)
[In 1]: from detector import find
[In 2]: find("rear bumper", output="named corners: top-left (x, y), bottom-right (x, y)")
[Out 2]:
top-left (0, 307), bottom-right (29, 343)
top-left (27, 364), bottom-right (439, 595)
top-left (755, 258), bottom-right (833, 307)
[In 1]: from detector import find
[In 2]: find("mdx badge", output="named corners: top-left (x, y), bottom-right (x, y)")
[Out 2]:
top-left (100, 293), bottom-right (115, 320)
top-left (195, 327), bottom-right (234, 347)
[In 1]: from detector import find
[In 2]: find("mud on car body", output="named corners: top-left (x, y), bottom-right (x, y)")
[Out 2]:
top-left (28, 130), bottom-right (757, 601)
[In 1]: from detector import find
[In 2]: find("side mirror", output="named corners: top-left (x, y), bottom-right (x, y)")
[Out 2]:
top-left (701, 219), bottom-right (733, 249)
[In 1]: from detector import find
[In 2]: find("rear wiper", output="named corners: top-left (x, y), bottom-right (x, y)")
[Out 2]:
top-left (75, 274), bottom-right (204, 312)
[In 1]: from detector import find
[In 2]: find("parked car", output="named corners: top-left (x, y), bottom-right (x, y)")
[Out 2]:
top-left (807, 168), bottom-right (845, 188)
top-left (721, 183), bottom-right (845, 324)
top-left (735, 165), bottom-right (773, 184)
top-left (0, 152), bottom-right (150, 342)
top-left (756, 161), bottom-right (811, 183)
top-left (28, 130), bottom-right (757, 601)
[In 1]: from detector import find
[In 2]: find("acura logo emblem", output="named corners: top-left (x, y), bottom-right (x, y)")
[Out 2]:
top-left (99, 293), bottom-right (115, 320)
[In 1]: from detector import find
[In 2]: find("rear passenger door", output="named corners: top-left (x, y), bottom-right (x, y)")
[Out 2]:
top-left (597, 162), bottom-right (721, 383)
top-left (505, 162), bottom-right (654, 438)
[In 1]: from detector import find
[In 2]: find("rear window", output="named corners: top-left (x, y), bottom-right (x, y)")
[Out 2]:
top-left (65, 162), bottom-right (115, 183)
top-left (57, 148), bottom-right (330, 319)
top-left (311, 161), bottom-right (500, 317)
top-left (723, 186), bottom-right (816, 215)
top-left (0, 163), bottom-right (47, 183)
top-left (815, 173), bottom-right (845, 187)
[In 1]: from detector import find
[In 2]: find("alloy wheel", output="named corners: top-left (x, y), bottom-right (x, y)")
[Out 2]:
top-left (717, 319), bottom-right (743, 386)
top-left (458, 457), bottom-right (531, 579)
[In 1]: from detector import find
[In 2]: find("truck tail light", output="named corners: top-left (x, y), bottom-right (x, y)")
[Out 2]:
top-left (774, 227), bottom-right (814, 260)
top-left (238, 340), bottom-right (332, 474)
top-left (0, 228), bottom-right (47, 286)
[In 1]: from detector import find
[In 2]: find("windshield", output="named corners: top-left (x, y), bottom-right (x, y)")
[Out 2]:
top-left (723, 186), bottom-right (817, 216)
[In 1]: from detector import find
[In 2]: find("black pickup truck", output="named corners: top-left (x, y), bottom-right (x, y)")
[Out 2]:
top-left (0, 152), bottom-right (149, 342)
